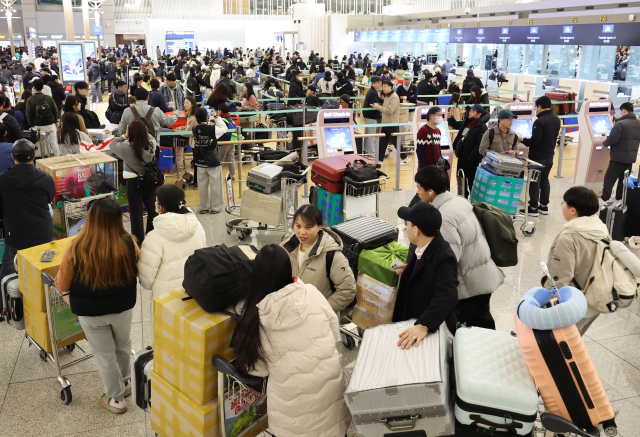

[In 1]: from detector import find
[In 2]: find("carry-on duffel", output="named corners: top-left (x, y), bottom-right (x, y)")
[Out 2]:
top-left (345, 320), bottom-right (455, 437)
top-left (311, 154), bottom-right (374, 194)
top-left (131, 346), bottom-right (154, 411)
top-left (454, 326), bottom-right (538, 435)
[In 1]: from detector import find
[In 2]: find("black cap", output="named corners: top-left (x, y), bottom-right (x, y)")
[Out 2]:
top-left (12, 139), bottom-right (35, 162)
top-left (397, 203), bottom-right (442, 236)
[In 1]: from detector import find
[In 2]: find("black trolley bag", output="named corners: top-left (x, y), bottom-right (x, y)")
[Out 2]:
top-left (625, 170), bottom-right (640, 239)
top-left (131, 346), bottom-right (154, 410)
top-left (600, 170), bottom-right (629, 242)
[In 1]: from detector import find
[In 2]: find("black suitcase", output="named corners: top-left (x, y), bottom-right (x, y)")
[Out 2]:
top-left (331, 217), bottom-right (398, 271)
top-left (131, 346), bottom-right (153, 410)
top-left (600, 171), bottom-right (629, 242)
top-left (625, 174), bottom-right (640, 238)
top-left (288, 105), bottom-right (319, 127)
top-left (309, 184), bottom-right (319, 207)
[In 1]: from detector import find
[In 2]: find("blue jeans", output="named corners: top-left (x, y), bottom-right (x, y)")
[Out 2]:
top-left (363, 118), bottom-right (378, 156)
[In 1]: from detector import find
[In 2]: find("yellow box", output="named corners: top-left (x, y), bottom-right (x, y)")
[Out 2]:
top-left (154, 289), bottom-right (235, 406)
top-left (352, 272), bottom-right (397, 330)
top-left (18, 238), bottom-right (76, 313)
top-left (23, 305), bottom-right (85, 353)
top-left (151, 370), bottom-right (220, 437)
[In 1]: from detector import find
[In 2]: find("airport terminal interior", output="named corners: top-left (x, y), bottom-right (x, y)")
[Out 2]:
top-left (1, 0), bottom-right (640, 436)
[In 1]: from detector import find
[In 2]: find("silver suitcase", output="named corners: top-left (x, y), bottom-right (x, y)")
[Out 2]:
top-left (247, 163), bottom-right (283, 194)
top-left (483, 151), bottom-right (523, 177)
top-left (1, 273), bottom-right (25, 331)
top-left (345, 320), bottom-right (455, 437)
top-left (131, 346), bottom-right (154, 411)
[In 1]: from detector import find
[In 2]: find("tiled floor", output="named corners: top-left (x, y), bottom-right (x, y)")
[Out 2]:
top-left (1, 95), bottom-right (638, 436)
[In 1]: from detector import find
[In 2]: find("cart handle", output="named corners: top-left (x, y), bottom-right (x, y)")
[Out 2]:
top-left (212, 354), bottom-right (265, 391)
top-left (343, 171), bottom-right (389, 186)
top-left (41, 272), bottom-right (55, 286)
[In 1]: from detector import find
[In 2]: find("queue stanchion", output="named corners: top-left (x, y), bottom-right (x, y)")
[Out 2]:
top-left (302, 138), bottom-right (309, 198)
top-left (236, 125), bottom-right (243, 195)
top-left (395, 134), bottom-right (402, 191)
top-left (556, 126), bottom-right (567, 179)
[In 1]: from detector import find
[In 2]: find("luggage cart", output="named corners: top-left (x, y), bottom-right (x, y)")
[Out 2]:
top-left (31, 273), bottom-right (94, 405)
top-left (212, 355), bottom-right (271, 437)
top-left (513, 159), bottom-right (543, 237)
top-left (225, 165), bottom-right (310, 240)
top-left (168, 136), bottom-right (194, 190)
top-left (342, 170), bottom-right (389, 222)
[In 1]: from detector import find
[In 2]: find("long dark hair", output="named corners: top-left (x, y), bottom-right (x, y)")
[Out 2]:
top-left (184, 95), bottom-right (197, 117)
top-left (309, 61), bottom-right (317, 74)
top-left (58, 112), bottom-right (81, 144)
top-left (243, 82), bottom-right (255, 99)
top-left (448, 92), bottom-right (461, 106)
top-left (233, 244), bottom-right (293, 373)
top-left (128, 119), bottom-right (152, 161)
top-left (63, 95), bottom-right (79, 113)
top-left (156, 184), bottom-right (189, 214)
top-left (21, 89), bottom-right (32, 104)
top-left (469, 85), bottom-right (482, 104)
top-left (206, 83), bottom-right (228, 109)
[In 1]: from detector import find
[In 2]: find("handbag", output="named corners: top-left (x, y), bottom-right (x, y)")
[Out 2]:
top-left (343, 159), bottom-right (380, 196)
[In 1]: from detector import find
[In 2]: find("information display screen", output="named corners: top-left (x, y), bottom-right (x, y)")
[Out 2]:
top-left (436, 122), bottom-right (449, 147)
top-left (511, 118), bottom-right (534, 138)
top-left (324, 127), bottom-right (353, 150)
top-left (84, 41), bottom-right (96, 59)
top-left (589, 115), bottom-right (612, 135)
top-left (59, 44), bottom-right (86, 82)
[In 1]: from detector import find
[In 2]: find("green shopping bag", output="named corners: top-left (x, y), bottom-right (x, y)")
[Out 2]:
top-left (358, 241), bottom-right (409, 287)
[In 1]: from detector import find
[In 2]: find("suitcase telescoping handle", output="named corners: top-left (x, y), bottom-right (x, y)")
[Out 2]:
top-left (622, 169), bottom-right (630, 208)
top-left (380, 414), bottom-right (420, 431)
top-left (540, 261), bottom-right (564, 304)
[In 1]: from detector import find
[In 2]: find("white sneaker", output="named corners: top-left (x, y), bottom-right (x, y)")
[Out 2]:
top-left (400, 157), bottom-right (411, 166)
top-left (599, 198), bottom-right (608, 208)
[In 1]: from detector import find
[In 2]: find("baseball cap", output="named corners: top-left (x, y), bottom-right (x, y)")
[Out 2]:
top-left (397, 203), bottom-right (442, 236)
top-left (12, 139), bottom-right (36, 162)
top-left (403, 72), bottom-right (412, 80)
top-left (498, 109), bottom-right (518, 119)
top-left (470, 104), bottom-right (484, 113)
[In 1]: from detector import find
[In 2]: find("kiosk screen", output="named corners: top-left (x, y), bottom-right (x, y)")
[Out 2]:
top-left (324, 127), bottom-right (354, 150)
top-left (511, 118), bottom-right (534, 138)
top-left (589, 115), bottom-right (612, 135)
top-left (436, 122), bottom-right (449, 147)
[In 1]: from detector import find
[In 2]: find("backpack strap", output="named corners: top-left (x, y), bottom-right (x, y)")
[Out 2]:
top-left (130, 106), bottom-right (141, 120)
top-left (145, 107), bottom-right (155, 121)
top-left (326, 250), bottom-right (336, 292)
top-left (489, 128), bottom-right (494, 144)
top-left (512, 134), bottom-right (519, 149)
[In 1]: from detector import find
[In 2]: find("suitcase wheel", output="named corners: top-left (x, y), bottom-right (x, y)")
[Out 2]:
top-left (175, 179), bottom-right (187, 190)
top-left (342, 334), bottom-right (356, 350)
top-left (59, 386), bottom-right (72, 405)
top-left (236, 229), bottom-right (251, 241)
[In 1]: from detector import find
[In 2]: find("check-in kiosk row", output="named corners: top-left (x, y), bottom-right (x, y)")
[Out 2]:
top-left (506, 102), bottom-right (536, 159)
top-left (574, 99), bottom-right (613, 192)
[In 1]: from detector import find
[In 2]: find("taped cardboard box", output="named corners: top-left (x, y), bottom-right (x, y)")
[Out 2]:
top-left (151, 370), bottom-right (220, 437)
top-left (352, 272), bottom-right (398, 330)
top-left (18, 237), bottom-right (76, 313)
top-left (153, 289), bottom-right (235, 405)
top-left (23, 305), bottom-right (85, 353)
top-left (240, 188), bottom-right (282, 227)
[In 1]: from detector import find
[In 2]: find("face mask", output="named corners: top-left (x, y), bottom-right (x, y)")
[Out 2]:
top-left (435, 116), bottom-right (443, 124)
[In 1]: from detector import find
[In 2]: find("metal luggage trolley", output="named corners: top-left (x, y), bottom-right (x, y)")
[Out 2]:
top-left (342, 170), bottom-right (389, 222)
top-left (167, 136), bottom-right (194, 190)
top-left (513, 158), bottom-right (544, 237)
top-left (212, 355), bottom-right (271, 437)
top-left (32, 273), bottom-right (94, 405)
top-left (61, 192), bottom-right (116, 238)
top-left (225, 165), bottom-right (310, 241)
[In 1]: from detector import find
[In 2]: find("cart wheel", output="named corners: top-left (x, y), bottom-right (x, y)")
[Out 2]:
top-left (244, 228), bottom-right (252, 236)
top-left (236, 229), bottom-right (247, 241)
top-left (39, 349), bottom-right (47, 362)
top-left (175, 179), bottom-right (188, 190)
top-left (227, 229), bottom-right (232, 235)
top-left (342, 335), bottom-right (356, 350)
top-left (521, 222), bottom-right (536, 237)
top-left (183, 172), bottom-right (194, 183)
top-left (59, 386), bottom-right (72, 405)
top-left (64, 343), bottom-right (76, 352)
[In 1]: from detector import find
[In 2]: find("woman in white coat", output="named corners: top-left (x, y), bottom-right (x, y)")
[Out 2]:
top-left (137, 185), bottom-right (206, 322)
top-left (233, 244), bottom-right (350, 437)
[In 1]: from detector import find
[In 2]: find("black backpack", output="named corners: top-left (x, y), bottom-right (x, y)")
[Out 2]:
top-left (84, 110), bottom-right (102, 129)
top-left (134, 155), bottom-right (165, 192)
top-left (488, 129), bottom-right (519, 150)
top-left (34, 97), bottom-right (54, 125)
top-left (186, 76), bottom-right (199, 96)
top-left (130, 106), bottom-right (156, 137)
top-left (182, 244), bottom-right (258, 312)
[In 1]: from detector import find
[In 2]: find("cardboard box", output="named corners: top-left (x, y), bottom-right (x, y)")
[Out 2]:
top-left (352, 272), bottom-right (397, 330)
top-left (151, 370), bottom-right (220, 437)
top-left (23, 305), bottom-right (85, 353)
top-left (18, 238), bottom-right (76, 313)
top-left (153, 289), bottom-right (236, 405)
top-left (36, 152), bottom-right (118, 204)
top-left (240, 188), bottom-right (282, 227)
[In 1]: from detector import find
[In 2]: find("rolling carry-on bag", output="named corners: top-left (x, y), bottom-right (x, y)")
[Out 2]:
top-left (482, 152), bottom-right (523, 177)
top-left (246, 163), bottom-right (283, 193)
top-left (625, 172), bottom-right (640, 238)
top-left (546, 91), bottom-right (577, 116)
top-left (600, 170), bottom-right (629, 241)
top-left (311, 154), bottom-right (374, 194)
top-left (1, 273), bottom-right (25, 330)
top-left (345, 320), bottom-right (455, 437)
top-left (454, 327), bottom-right (538, 435)
top-left (131, 346), bottom-right (154, 411)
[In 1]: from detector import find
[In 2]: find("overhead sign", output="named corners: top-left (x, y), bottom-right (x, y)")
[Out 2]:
top-left (166, 31), bottom-right (195, 40)
top-left (26, 27), bottom-right (36, 40)
top-left (93, 26), bottom-right (103, 36)
top-left (354, 28), bottom-right (449, 43)
top-left (40, 34), bottom-right (65, 40)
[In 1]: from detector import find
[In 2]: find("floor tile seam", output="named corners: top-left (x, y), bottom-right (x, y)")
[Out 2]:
top-left (596, 338), bottom-right (640, 371)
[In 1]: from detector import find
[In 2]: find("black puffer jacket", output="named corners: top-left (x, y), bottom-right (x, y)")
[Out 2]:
top-left (449, 111), bottom-right (490, 164)
top-left (288, 77), bottom-right (305, 105)
top-left (603, 113), bottom-right (640, 164)
top-left (522, 109), bottom-right (562, 161)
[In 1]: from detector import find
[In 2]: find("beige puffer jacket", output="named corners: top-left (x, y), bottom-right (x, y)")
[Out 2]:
top-left (545, 215), bottom-right (610, 318)
top-left (281, 228), bottom-right (356, 312)
top-left (378, 90), bottom-right (400, 123)
top-left (250, 279), bottom-right (351, 437)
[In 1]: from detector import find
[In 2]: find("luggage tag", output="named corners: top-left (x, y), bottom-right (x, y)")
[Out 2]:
top-left (540, 261), bottom-right (563, 304)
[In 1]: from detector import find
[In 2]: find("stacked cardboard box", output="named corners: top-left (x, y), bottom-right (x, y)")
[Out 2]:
top-left (17, 238), bottom-right (85, 353)
top-left (152, 289), bottom-right (269, 437)
top-left (352, 272), bottom-right (399, 330)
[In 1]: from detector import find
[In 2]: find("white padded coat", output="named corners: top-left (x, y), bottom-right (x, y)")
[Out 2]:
top-left (250, 279), bottom-right (351, 437)
top-left (137, 212), bottom-right (207, 300)
top-left (432, 191), bottom-right (505, 300)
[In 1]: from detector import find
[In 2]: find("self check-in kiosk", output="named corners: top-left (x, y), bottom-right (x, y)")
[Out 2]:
top-left (317, 108), bottom-right (357, 159)
top-left (574, 99), bottom-right (613, 190)
top-left (506, 102), bottom-right (536, 159)
top-left (412, 105), bottom-right (453, 177)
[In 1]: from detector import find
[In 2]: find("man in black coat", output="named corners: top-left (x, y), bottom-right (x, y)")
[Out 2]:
top-left (392, 202), bottom-right (459, 348)
top-left (0, 140), bottom-right (55, 313)
top-left (449, 104), bottom-right (489, 197)
top-left (461, 68), bottom-right (484, 94)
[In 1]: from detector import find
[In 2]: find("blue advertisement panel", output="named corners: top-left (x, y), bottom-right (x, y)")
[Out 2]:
top-left (59, 44), bottom-right (86, 83)
top-left (166, 40), bottom-right (196, 55)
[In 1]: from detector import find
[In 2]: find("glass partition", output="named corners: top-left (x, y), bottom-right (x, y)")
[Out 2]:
top-left (447, 43), bottom-right (458, 64)
top-left (577, 45), bottom-right (616, 81)
top-left (464, 44), bottom-right (494, 69)
top-left (523, 45), bottom-right (543, 75)
top-left (507, 44), bottom-right (523, 73)
top-left (436, 43), bottom-right (448, 62)
top-left (624, 46), bottom-right (640, 86)
top-left (546, 45), bottom-right (578, 78)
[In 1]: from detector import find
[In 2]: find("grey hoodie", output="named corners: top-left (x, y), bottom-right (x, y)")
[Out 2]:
top-left (110, 134), bottom-right (157, 178)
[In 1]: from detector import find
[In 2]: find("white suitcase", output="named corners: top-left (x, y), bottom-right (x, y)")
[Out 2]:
top-left (345, 320), bottom-right (455, 437)
top-left (454, 327), bottom-right (538, 435)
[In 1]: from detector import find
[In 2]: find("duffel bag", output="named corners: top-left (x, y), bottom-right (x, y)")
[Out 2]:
top-left (183, 244), bottom-right (258, 313)
top-left (292, 107), bottom-right (319, 127)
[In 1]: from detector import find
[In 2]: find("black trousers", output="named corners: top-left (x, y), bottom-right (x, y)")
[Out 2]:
top-left (126, 179), bottom-right (158, 245)
top-left (107, 77), bottom-right (117, 93)
top-left (378, 126), bottom-right (398, 162)
top-left (528, 156), bottom-right (554, 209)
top-left (458, 160), bottom-right (480, 199)
top-left (602, 160), bottom-right (633, 201)
top-left (455, 294), bottom-right (496, 330)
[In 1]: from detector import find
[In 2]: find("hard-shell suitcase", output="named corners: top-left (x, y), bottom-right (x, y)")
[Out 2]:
top-left (514, 317), bottom-right (617, 436)
top-left (600, 170), bottom-right (629, 241)
top-left (625, 174), bottom-right (640, 238)
top-left (345, 320), bottom-right (455, 437)
top-left (1, 273), bottom-right (25, 331)
top-left (311, 154), bottom-right (374, 194)
top-left (287, 104), bottom-right (319, 126)
top-left (454, 327), bottom-right (538, 435)
top-left (332, 216), bottom-right (398, 273)
top-left (546, 91), bottom-right (577, 116)
top-left (246, 163), bottom-right (283, 193)
top-left (482, 152), bottom-right (523, 177)
top-left (131, 346), bottom-right (154, 411)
